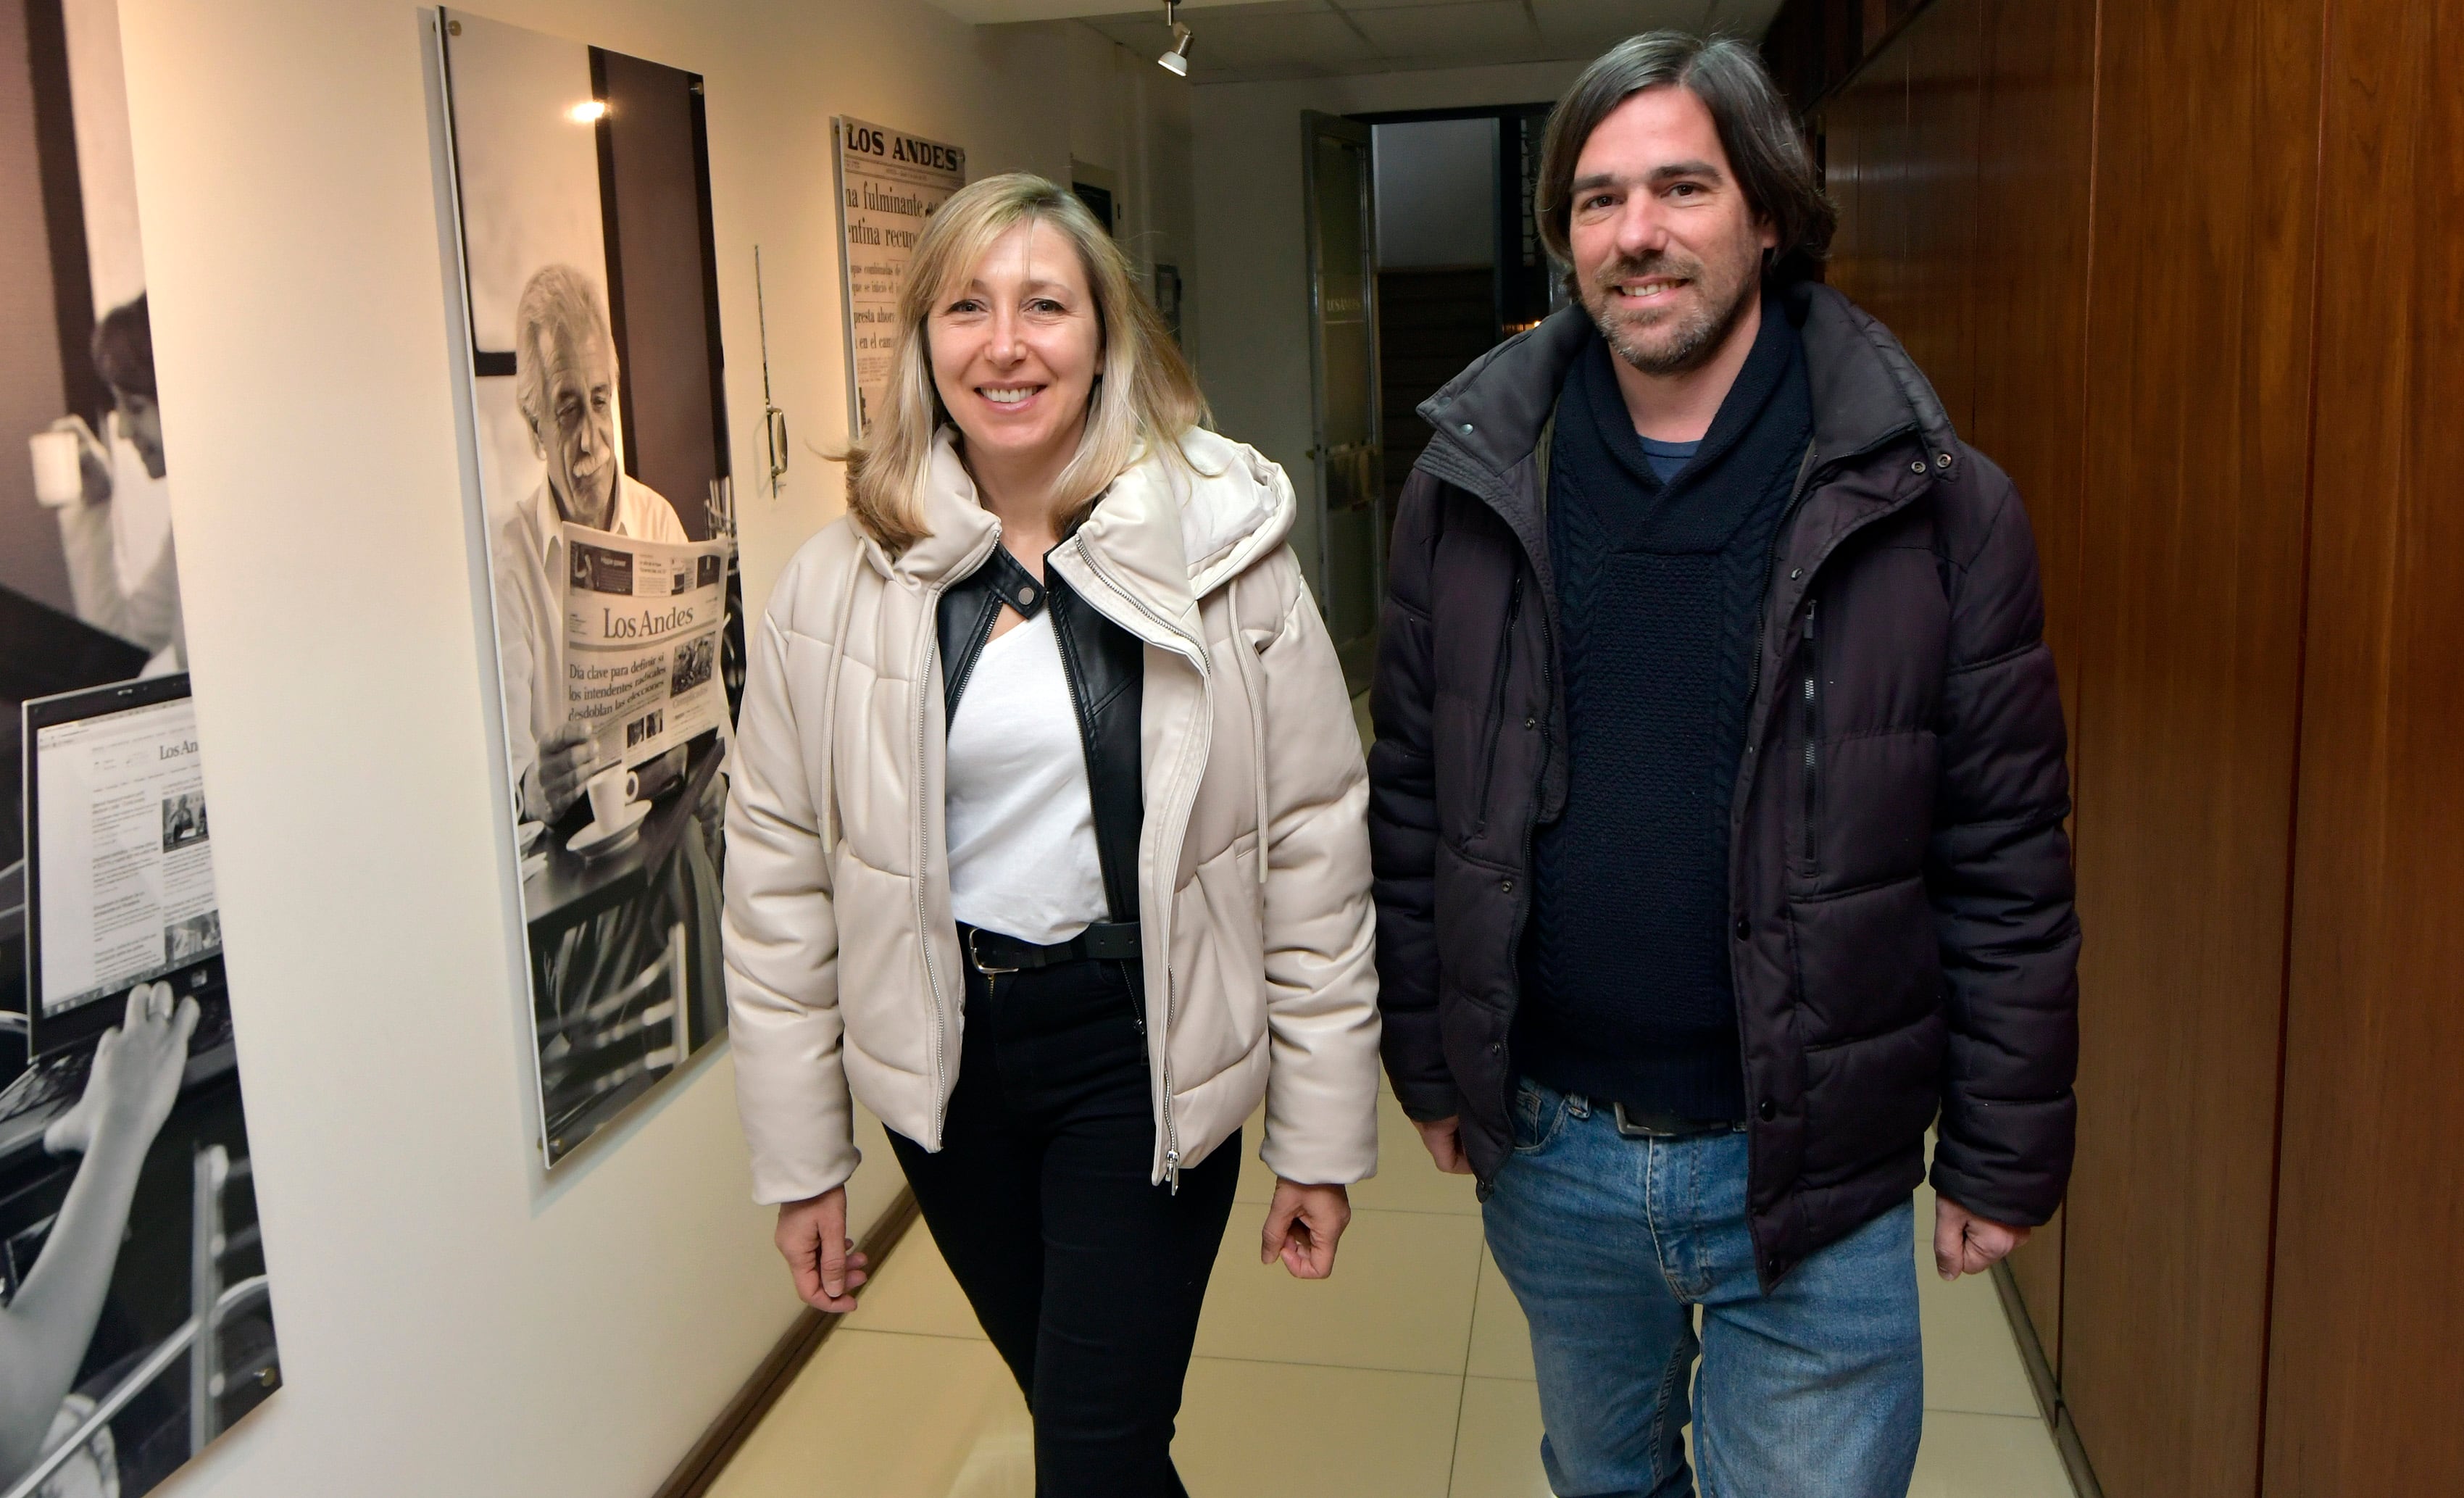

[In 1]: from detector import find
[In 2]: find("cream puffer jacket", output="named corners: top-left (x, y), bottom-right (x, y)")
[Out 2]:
top-left (723, 426), bottom-right (1381, 1204)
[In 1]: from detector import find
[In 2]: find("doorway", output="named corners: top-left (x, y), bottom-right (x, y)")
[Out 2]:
top-left (1367, 104), bottom-right (1560, 512)
top-left (1302, 105), bottom-right (1559, 694)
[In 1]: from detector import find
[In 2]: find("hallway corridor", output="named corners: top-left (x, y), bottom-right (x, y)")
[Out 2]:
top-left (704, 1081), bottom-right (2075, 1497)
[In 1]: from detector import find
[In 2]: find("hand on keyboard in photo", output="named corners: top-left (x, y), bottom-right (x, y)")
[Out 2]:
top-left (43, 983), bottom-right (199, 1158)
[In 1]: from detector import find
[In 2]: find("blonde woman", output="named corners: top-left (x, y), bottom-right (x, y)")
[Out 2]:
top-left (723, 174), bottom-right (1381, 1491)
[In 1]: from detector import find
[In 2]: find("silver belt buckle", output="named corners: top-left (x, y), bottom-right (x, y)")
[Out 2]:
top-left (1612, 1102), bottom-right (1696, 1139)
top-left (966, 929), bottom-right (1020, 975)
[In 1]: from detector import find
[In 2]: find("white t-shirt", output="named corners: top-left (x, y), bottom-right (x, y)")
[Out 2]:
top-left (944, 609), bottom-right (1110, 944)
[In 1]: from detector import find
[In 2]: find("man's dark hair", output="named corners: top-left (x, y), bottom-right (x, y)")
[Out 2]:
top-left (1536, 32), bottom-right (1836, 285)
top-left (91, 293), bottom-right (156, 399)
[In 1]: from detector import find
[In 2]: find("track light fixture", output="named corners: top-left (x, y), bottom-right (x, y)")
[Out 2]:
top-left (1157, 1), bottom-right (1194, 76)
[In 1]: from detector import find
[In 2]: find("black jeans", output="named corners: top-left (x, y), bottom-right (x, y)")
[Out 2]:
top-left (888, 934), bottom-right (1239, 1497)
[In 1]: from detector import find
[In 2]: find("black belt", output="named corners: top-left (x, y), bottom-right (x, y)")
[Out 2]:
top-left (1610, 1102), bottom-right (1744, 1139)
top-left (963, 921), bottom-right (1141, 975)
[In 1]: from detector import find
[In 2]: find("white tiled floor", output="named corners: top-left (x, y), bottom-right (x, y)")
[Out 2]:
top-left (706, 1084), bottom-right (2074, 1498)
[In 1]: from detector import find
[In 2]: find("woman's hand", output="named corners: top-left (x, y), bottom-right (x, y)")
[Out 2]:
top-left (44, 982), bottom-right (196, 1160)
top-left (1261, 1180), bottom-right (1351, 1280)
top-left (775, 1187), bottom-right (870, 1312)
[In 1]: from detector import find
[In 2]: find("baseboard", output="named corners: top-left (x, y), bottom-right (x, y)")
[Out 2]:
top-left (653, 1189), bottom-right (924, 1498)
top-left (1990, 1260), bottom-right (2105, 1498)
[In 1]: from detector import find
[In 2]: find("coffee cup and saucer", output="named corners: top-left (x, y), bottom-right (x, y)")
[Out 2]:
top-left (567, 764), bottom-right (651, 858)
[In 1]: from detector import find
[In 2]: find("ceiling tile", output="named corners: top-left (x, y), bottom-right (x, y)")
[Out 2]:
top-left (1195, 9), bottom-right (1389, 72)
top-left (1528, 0), bottom-right (1787, 53)
top-left (1073, 0), bottom-right (1782, 83)
top-left (1344, 1), bottom-right (1543, 59)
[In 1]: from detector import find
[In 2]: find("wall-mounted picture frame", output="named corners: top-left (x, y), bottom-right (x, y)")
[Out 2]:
top-left (433, 8), bottom-right (744, 1168)
top-left (0, 1), bottom-right (281, 1489)
top-left (833, 116), bottom-right (965, 439)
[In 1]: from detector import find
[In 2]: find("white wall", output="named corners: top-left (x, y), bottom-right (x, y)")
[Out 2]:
top-left (1189, 60), bottom-right (1581, 591)
top-left (112, 1), bottom-right (1182, 1493)
top-left (1058, 22), bottom-right (1198, 324)
top-left (61, 0), bottom-right (143, 313)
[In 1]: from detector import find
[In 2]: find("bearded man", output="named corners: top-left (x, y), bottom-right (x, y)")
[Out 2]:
top-left (1368, 32), bottom-right (2079, 1498)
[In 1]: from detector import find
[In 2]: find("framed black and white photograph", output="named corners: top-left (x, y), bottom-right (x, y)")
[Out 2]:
top-left (434, 9), bottom-right (741, 1168)
top-left (0, 2), bottom-right (282, 1489)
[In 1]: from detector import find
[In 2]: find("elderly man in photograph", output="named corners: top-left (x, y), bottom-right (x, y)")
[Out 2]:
top-left (491, 263), bottom-right (724, 1052)
top-left (1368, 33), bottom-right (2079, 1498)
top-left (492, 262), bottom-right (690, 825)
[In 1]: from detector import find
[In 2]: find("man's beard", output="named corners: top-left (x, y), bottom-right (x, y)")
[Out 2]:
top-left (1584, 249), bottom-right (1760, 378)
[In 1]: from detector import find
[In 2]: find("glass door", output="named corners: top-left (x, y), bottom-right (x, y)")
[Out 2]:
top-left (1302, 112), bottom-right (1383, 693)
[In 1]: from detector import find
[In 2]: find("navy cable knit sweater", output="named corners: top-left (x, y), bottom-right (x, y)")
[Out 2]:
top-left (1517, 299), bottom-right (1813, 1121)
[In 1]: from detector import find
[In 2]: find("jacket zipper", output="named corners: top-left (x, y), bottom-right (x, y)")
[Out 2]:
top-left (1801, 598), bottom-right (1820, 877)
top-left (1744, 441), bottom-right (1822, 713)
top-left (1047, 600), bottom-right (1104, 827)
top-left (1726, 430), bottom-right (1925, 1286)
top-left (1045, 594), bottom-right (1137, 931)
top-left (1497, 591), bottom-right (1555, 1145)
top-left (1420, 440), bottom-right (1555, 1143)
top-left (1070, 533), bottom-right (1211, 1192)
top-left (915, 532), bottom-right (1002, 1141)
top-left (1472, 573), bottom-right (1525, 836)
top-left (941, 590), bottom-right (999, 717)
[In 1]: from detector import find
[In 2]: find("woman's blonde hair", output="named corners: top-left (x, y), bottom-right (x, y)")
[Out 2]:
top-left (841, 172), bottom-right (1208, 553)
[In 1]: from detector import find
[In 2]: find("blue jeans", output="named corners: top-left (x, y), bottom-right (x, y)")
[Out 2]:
top-left (1483, 1079), bottom-right (1923, 1498)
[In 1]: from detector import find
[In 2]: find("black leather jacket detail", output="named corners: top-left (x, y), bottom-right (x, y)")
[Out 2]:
top-left (938, 544), bottom-right (1145, 925)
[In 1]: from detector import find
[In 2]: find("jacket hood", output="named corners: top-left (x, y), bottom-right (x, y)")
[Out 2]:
top-left (891, 424), bottom-right (1293, 640)
top-left (1412, 282), bottom-right (1965, 488)
top-left (1086, 424), bottom-right (1295, 601)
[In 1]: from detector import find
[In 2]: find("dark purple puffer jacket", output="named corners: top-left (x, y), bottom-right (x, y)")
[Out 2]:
top-left (1368, 281), bottom-right (2079, 1287)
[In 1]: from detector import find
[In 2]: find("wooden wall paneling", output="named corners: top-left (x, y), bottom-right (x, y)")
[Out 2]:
top-left (1965, 0), bottom-right (2098, 1376)
top-left (1890, 0), bottom-right (1983, 430)
top-left (1814, 54), bottom-right (1878, 302)
top-left (1825, 46), bottom-right (1913, 360)
top-left (1823, 0), bottom-right (1981, 430)
top-left (2058, 0), bottom-right (2323, 1488)
top-left (2263, 0), bottom-right (2464, 1490)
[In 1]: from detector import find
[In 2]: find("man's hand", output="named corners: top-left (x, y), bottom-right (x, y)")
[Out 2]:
top-left (1261, 1180), bottom-right (1351, 1279)
top-left (538, 720), bottom-right (601, 821)
top-left (1934, 1196), bottom-right (2031, 1281)
top-left (1413, 1115), bottom-right (1474, 1175)
top-left (775, 1187), bottom-right (871, 1312)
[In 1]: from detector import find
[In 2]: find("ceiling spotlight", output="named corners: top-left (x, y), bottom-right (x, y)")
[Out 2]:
top-left (1157, 1), bottom-right (1194, 76)
top-left (569, 99), bottom-right (607, 124)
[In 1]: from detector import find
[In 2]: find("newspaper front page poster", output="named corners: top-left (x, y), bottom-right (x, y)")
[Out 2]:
top-left (833, 117), bottom-right (966, 437)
